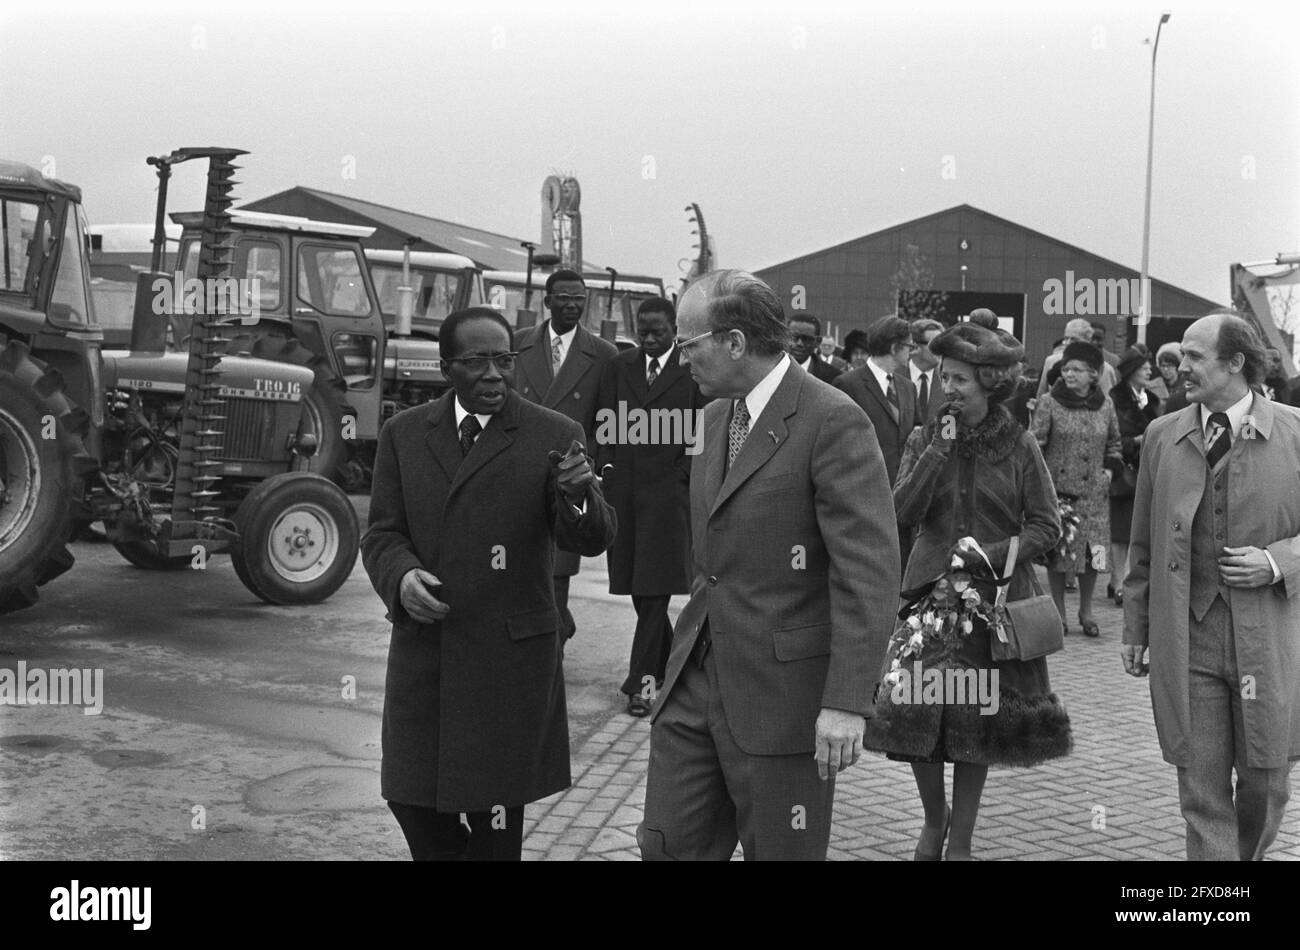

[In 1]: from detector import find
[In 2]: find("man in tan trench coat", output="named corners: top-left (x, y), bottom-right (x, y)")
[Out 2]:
top-left (1123, 312), bottom-right (1300, 860)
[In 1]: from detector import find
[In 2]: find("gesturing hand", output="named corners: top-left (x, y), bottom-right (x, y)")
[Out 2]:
top-left (551, 440), bottom-right (595, 505)
top-left (814, 708), bottom-right (865, 780)
top-left (400, 569), bottom-right (449, 623)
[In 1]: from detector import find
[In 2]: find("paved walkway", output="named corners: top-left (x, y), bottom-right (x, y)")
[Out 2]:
top-left (524, 582), bottom-right (1300, 861)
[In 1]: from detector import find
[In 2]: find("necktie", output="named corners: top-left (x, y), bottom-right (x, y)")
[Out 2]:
top-left (728, 399), bottom-right (750, 468)
top-left (647, 357), bottom-right (660, 388)
top-left (551, 335), bottom-right (564, 373)
top-left (886, 375), bottom-right (899, 407)
top-left (917, 373), bottom-right (929, 413)
top-left (1205, 411), bottom-right (1231, 468)
top-left (458, 415), bottom-right (482, 456)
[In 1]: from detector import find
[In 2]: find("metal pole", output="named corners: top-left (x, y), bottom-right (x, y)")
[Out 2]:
top-left (521, 241), bottom-right (536, 310)
top-left (1137, 12), bottom-right (1171, 346)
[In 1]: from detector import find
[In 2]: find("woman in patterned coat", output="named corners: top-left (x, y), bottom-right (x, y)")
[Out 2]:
top-left (1031, 341), bottom-right (1124, 637)
top-left (1107, 347), bottom-right (1161, 605)
top-left (863, 322), bottom-right (1071, 862)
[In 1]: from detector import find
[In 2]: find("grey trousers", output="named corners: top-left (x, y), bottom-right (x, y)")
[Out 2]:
top-left (638, 642), bottom-right (836, 861)
top-left (1178, 596), bottom-right (1293, 860)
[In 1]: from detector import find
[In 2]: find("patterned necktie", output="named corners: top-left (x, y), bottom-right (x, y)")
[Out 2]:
top-left (458, 414), bottom-right (482, 457)
top-left (647, 357), bottom-right (660, 388)
top-left (917, 373), bottom-right (929, 414)
top-left (728, 399), bottom-right (750, 468)
top-left (886, 375), bottom-right (899, 407)
top-left (551, 335), bottom-right (564, 373)
top-left (1205, 411), bottom-right (1231, 468)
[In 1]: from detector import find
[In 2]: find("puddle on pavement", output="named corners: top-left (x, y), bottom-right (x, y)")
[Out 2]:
top-left (90, 748), bottom-right (168, 768)
top-left (0, 734), bottom-right (73, 755)
top-left (245, 766), bottom-right (377, 814)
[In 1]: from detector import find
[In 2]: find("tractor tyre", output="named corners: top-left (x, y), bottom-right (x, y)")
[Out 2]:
top-left (222, 331), bottom-right (350, 485)
top-left (0, 337), bottom-right (94, 614)
top-left (230, 472), bottom-right (359, 605)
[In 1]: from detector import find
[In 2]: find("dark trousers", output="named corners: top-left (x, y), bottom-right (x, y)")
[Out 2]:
top-left (1178, 597), bottom-right (1292, 860)
top-left (388, 801), bottom-right (525, 861)
top-left (621, 594), bottom-right (673, 696)
top-left (639, 632), bottom-right (836, 860)
top-left (553, 575), bottom-right (576, 641)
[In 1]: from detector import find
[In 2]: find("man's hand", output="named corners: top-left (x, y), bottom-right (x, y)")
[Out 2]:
top-left (400, 569), bottom-right (449, 623)
top-left (1219, 546), bottom-right (1275, 588)
top-left (814, 708), bottom-right (865, 780)
top-left (552, 440), bottom-right (595, 505)
top-left (1121, 643), bottom-right (1147, 677)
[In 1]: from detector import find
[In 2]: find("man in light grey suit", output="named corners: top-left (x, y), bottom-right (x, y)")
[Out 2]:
top-left (1124, 312), bottom-right (1300, 860)
top-left (638, 270), bottom-right (900, 861)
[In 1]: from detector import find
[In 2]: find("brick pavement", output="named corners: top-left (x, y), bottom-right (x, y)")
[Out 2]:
top-left (524, 580), bottom-right (1300, 861)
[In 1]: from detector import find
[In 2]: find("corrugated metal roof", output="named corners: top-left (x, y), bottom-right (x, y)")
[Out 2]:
top-left (241, 186), bottom-right (601, 272)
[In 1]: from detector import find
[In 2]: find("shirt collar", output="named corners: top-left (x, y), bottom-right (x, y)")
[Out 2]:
top-left (866, 357), bottom-right (894, 392)
top-left (548, 322), bottom-right (576, 346)
top-left (454, 397), bottom-right (493, 434)
top-left (647, 343), bottom-right (674, 368)
top-left (1199, 388), bottom-right (1254, 441)
top-left (798, 355), bottom-right (813, 371)
top-left (911, 363), bottom-right (932, 385)
top-left (740, 354), bottom-right (791, 425)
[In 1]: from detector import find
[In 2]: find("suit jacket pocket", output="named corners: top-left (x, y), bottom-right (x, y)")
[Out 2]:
top-left (773, 622), bottom-right (832, 661)
top-left (506, 606), bottom-right (559, 641)
top-left (751, 472), bottom-right (801, 495)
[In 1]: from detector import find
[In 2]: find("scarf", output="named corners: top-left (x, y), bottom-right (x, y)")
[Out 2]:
top-left (922, 404), bottom-right (1022, 463)
top-left (1050, 378), bottom-right (1105, 410)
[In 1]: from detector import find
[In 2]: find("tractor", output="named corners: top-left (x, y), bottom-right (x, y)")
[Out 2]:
top-left (0, 148), bottom-right (359, 613)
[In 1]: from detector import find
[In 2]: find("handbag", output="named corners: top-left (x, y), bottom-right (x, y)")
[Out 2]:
top-left (1108, 463), bottom-right (1138, 499)
top-left (990, 536), bottom-right (1065, 662)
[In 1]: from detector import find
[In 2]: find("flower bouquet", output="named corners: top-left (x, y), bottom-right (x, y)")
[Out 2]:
top-left (1053, 498), bottom-right (1081, 563)
top-left (881, 538), bottom-right (1003, 688)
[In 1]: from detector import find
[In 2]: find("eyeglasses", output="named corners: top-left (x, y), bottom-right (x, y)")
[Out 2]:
top-left (790, 333), bottom-right (820, 345)
top-left (548, 294), bottom-right (587, 305)
top-left (446, 352), bottom-right (518, 373)
top-left (674, 328), bottom-right (725, 351)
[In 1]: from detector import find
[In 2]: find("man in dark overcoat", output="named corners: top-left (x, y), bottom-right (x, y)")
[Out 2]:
top-left (513, 269), bottom-right (620, 643)
top-left (362, 307), bottom-right (616, 861)
top-left (594, 297), bottom-right (710, 716)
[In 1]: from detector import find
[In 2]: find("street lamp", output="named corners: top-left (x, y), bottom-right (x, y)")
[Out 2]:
top-left (1137, 11), bottom-right (1172, 346)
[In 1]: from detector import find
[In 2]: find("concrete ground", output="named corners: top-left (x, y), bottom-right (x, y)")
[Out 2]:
top-left (2, 506), bottom-right (1295, 861)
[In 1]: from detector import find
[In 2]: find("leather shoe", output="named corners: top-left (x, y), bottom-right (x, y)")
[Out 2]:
top-left (913, 807), bottom-right (950, 861)
top-left (627, 694), bottom-right (651, 718)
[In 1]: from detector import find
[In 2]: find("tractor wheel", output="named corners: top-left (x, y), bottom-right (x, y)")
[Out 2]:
top-left (0, 337), bottom-right (93, 614)
top-left (230, 472), bottom-right (359, 605)
top-left (224, 331), bottom-right (349, 485)
top-left (111, 540), bottom-right (193, 570)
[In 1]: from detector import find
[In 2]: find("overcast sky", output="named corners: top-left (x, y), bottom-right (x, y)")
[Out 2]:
top-left (3, 0), bottom-right (1296, 306)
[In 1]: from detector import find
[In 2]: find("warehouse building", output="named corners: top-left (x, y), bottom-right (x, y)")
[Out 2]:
top-left (753, 203), bottom-right (1222, 368)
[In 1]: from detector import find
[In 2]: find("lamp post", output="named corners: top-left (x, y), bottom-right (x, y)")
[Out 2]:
top-left (1137, 11), bottom-right (1172, 346)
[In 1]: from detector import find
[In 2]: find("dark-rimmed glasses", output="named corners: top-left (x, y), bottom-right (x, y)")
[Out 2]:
top-left (446, 352), bottom-right (518, 373)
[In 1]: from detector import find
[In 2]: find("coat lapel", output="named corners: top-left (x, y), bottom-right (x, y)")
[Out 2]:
top-left (710, 364), bottom-right (800, 517)
top-left (447, 390), bottom-right (520, 499)
top-left (546, 324), bottom-right (596, 408)
top-left (424, 392), bottom-right (465, 484)
top-left (626, 349), bottom-right (651, 406)
top-left (862, 367), bottom-right (898, 429)
top-left (516, 323), bottom-right (553, 400)
top-left (644, 347), bottom-right (685, 407)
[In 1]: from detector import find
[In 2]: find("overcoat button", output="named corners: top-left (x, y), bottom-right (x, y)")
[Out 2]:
top-left (574, 393), bottom-right (580, 399)
top-left (1172, 521), bottom-right (1181, 530)
top-left (1169, 562), bottom-right (1178, 571)
top-left (707, 576), bottom-right (718, 586)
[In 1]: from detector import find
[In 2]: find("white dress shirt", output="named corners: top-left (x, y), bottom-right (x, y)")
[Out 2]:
top-left (647, 343), bottom-right (675, 381)
top-left (911, 365), bottom-right (934, 400)
top-left (866, 357), bottom-right (896, 401)
top-left (453, 397), bottom-right (492, 442)
top-left (1200, 390), bottom-right (1281, 584)
top-left (548, 322), bottom-right (576, 367)
top-left (737, 354), bottom-right (791, 432)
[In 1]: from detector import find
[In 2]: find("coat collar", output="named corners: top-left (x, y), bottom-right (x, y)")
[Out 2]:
top-left (425, 388), bottom-right (521, 495)
top-left (542, 321), bottom-right (598, 408)
top-left (707, 361), bottom-right (804, 516)
top-left (1172, 390), bottom-right (1274, 447)
top-left (627, 345), bottom-right (686, 406)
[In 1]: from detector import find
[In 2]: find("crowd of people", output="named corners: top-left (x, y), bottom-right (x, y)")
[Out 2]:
top-left (360, 268), bottom-right (1300, 863)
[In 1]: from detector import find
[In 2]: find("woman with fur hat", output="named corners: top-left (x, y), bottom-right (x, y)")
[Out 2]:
top-left (1031, 341), bottom-right (1124, 637)
top-left (1107, 347), bottom-right (1162, 605)
top-left (863, 321), bottom-right (1072, 861)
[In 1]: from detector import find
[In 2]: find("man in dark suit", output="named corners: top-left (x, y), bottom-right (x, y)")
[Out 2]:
top-left (786, 312), bottom-right (842, 383)
top-left (908, 318), bottom-right (946, 424)
top-left (361, 307), bottom-right (616, 861)
top-left (594, 297), bottom-right (709, 717)
top-left (513, 270), bottom-right (620, 643)
top-left (833, 315), bottom-right (919, 485)
top-left (638, 270), bottom-right (899, 861)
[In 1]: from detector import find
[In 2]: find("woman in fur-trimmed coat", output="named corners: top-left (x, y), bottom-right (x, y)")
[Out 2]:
top-left (863, 321), bottom-right (1072, 861)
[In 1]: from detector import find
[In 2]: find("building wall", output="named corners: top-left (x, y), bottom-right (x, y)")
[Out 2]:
top-left (754, 205), bottom-right (1221, 369)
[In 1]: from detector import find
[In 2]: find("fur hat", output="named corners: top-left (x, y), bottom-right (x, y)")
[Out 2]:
top-left (1060, 340), bottom-right (1104, 373)
top-left (930, 322), bottom-right (1024, 368)
top-left (1116, 345), bottom-right (1150, 382)
top-left (966, 308), bottom-right (1000, 330)
top-left (1155, 341), bottom-right (1182, 367)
